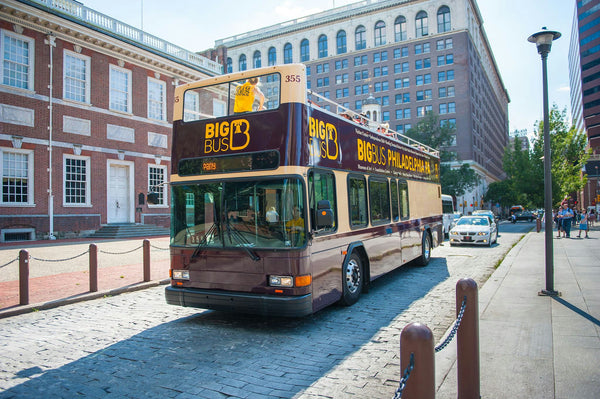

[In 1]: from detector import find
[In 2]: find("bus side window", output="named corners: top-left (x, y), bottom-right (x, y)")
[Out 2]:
top-left (309, 170), bottom-right (337, 232)
top-left (348, 175), bottom-right (368, 228)
top-left (398, 180), bottom-right (409, 220)
top-left (391, 179), bottom-right (399, 222)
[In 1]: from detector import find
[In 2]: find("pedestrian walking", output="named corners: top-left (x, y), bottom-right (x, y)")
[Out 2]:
top-left (578, 209), bottom-right (589, 238)
top-left (559, 204), bottom-right (574, 238)
top-left (589, 209), bottom-right (596, 227)
top-left (554, 207), bottom-right (563, 238)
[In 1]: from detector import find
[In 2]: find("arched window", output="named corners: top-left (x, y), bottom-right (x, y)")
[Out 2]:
top-left (394, 16), bottom-right (407, 42)
top-left (355, 25), bottom-right (366, 50)
top-left (300, 39), bottom-right (310, 62)
top-left (437, 6), bottom-right (451, 33)
top-left (318, 34), bottom-right (328, 58)
top-left (336, 30), bottom-right (347, 54)
top-left (226, 57), bottom-right (232, 73)
top-left (374, 21), bottom-right (386, 46)
top-left (284, 43), bottom-right (293, 64)
top-left (253, 51), bottom-right (261, 69)
top-left (416, 11), bottom-right (428, 37)
top-left (268, 47), bottom-right (277, 66)
top-left (239, 54), bottom-right (247, 71)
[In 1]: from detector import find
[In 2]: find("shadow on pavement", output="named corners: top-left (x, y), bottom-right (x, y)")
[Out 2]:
top-left (1, 257), bottom-right (450, 398)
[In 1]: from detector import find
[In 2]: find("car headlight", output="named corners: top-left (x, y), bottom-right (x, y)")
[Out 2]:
top-left (269, 275), bottom-right (294, 287)
top-left (477, 231), bottom-right (488, 236)
top-left (450, 230), bottom-right (458, 235)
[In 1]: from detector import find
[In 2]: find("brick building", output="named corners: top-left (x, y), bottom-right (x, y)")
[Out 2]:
top-left (0, 0), bottom-right (221, 241)
top-left (209, 0), bottom-right (509, 214)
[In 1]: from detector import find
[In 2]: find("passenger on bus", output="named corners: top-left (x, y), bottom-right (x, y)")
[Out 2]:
top-left (266, 206), bottom-right (279, 223)
top-left (234, 77), bottom-right (265, 113)
top-left (286, 206), bottom-right (305, 244)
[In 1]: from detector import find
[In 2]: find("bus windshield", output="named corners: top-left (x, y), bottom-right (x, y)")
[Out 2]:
top-left (171, 178), bottom-right (306, 249)
top-left (183, 72), bottom-right (281, 122)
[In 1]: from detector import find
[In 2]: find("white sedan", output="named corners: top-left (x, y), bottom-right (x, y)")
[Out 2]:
top-left (449, 216), bottom-right (497, 246)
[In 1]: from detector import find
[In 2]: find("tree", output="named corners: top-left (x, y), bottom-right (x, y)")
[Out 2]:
top-left (485, 105), bottom-right (589, 209)
top-left (530, 105), bottom-right (589, 206)
top-left (405, 112), bottom-right (478, 196)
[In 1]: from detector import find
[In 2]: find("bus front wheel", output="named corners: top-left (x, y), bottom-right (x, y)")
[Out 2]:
top-left (340, 252), bottom-right (363, 306)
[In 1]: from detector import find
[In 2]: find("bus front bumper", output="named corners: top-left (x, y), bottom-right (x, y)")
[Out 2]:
top-left (165, 286), bottom-right (313, 317)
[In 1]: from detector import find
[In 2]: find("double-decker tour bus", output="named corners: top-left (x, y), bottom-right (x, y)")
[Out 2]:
top-left (162, 64), bottom-right (442, 317)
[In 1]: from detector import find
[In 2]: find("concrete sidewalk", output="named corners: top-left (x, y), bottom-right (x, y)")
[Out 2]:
top-left (436, 227), bottom-right (600, 398)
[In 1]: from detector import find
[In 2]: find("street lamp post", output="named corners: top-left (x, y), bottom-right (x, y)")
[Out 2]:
top-left (528, 27), bottom-right (561, 296)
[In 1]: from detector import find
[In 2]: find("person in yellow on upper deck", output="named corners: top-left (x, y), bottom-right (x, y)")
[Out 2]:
top-left (234, 77), bottom-right (265, 113)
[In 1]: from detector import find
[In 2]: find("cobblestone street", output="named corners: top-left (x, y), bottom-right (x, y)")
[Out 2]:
top-left (0, 226), bottom-right (529, 398)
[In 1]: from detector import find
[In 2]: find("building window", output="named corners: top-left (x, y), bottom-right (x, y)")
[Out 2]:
top-left (64, 155), bottom-right (90, 205)
top-left (63, 51), bottom-right (90, 103)
top-left (226, 57), bottom-right (232, 73)
top-left (284, 43), bottom-right (293, 64)
top-left (300, 39), bottom-right (310, 62)
top-left (268, 47), bottom-right (276, 66)
top-left (336, 30), bottom-right (347, 54)
top-left (437, 6), bottom-right (451, 33)
top-left (1, 149), bottom-right (33, 205)
top-left (374, 21), bottom-right (386, 46)
top-left (183, 91), bottom-right (199, 122)
top-left (239, 54), bottom-right (247, 71)
top-left (355, 25), bottom-right (366, 50)
top-left (416, 11), bottom-right (429, 37)
top-left (253, 51), bottom-right (261, 68)
top-left (439, 103), bottom-right (448, 114)
top-left (109, 65), bottom-right (131, 113)
top-left (448, 102), bottom-right (456, 113)
top-left (148, 165), bottom-right (167, 206)
top-left (1, 30), bottom-right (34, 90)
top-left (394, 16), bottom-right (407, 42)
top-left (318, 35), bottom-right (328, 58)
top-left (148, 78), bottom-right (166, 121)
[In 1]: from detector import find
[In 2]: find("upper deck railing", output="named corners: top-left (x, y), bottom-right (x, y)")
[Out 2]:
top-left (22, 0), bottom-right (223, 75)
top-left (307, 90), bottom-right (440, 158)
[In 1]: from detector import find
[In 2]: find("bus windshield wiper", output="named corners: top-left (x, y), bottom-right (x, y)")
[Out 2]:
top-left (191, 222), bottom-right (220, 260)
top-left (225, 220), bottom-right (261, 262)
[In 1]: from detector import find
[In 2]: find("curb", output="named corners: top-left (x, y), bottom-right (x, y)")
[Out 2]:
top-left (0, 278), bottom-right (171, 319)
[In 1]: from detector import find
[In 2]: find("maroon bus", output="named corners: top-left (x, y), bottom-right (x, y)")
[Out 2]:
top-left (163, 64), bottom-right (442, 316)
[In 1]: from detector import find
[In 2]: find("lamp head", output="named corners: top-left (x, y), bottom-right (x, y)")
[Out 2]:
top-left (528, 27), bottom-right (561, 55)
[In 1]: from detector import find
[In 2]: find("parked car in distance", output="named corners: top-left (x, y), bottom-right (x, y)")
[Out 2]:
top-left (472, 210), bottom-right (498, 223)
top-left (514, 210), bottom-right (535, 222)
top-left (449, 216), bottom-right (498, 246)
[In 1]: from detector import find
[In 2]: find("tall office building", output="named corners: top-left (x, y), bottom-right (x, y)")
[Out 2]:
top-left (570, 0), bottom-right (600, 208)
top-left (209, 0), bottom-right (509, 214)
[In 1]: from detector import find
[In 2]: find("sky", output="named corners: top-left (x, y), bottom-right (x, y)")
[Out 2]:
top-left (82, 0), bottom-right (575, 137)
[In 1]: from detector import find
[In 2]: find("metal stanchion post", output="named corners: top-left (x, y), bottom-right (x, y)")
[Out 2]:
top-left (456, 278), bottom-right (480, 399)
top-left (400, 322), bottom-right (435, 399)
top-left (89, 243), bottom-right (98, 292)
top-left (143, 239), bottom-right (151, 282)
top-left (19, 250), bottom-right (29, 305)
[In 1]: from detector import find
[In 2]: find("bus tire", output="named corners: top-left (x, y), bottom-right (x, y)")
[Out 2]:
top-left (416, 232), bottom-right (432, 266)
top-left (340, 252), bottom-right (363, 306)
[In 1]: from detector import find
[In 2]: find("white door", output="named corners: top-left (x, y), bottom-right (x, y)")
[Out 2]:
top-left (108, 165), bottom-right (130, 223)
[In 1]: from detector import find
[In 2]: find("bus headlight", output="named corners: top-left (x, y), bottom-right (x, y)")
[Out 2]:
top-left (172, 270), bottom-right (190, 280)
top-left (269, 275), bottom-right (294, 287)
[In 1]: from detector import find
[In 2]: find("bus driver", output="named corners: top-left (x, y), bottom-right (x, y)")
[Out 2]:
top-left (234, 77), bottom-right (265, 113)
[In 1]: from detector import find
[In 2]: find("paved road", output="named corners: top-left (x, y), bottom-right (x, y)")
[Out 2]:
top-left (0, 222), bottom-right (532, 398)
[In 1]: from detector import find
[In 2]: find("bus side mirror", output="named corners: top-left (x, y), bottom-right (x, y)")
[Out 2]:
top-left (147, 192), bottom-right (159, 205)
top-left (316, 200), bottom-right (334, 229)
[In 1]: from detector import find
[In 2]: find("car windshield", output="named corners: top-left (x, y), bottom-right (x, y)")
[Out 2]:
top-left (170, 178), bottom-right (306, 249)
top-left (457, 217), bottom-right (489, 226)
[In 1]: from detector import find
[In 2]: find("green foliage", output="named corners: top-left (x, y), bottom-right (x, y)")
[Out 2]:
top-left (485, 105), bottom-right (589, 209)
top-left (406, 112), bottom-right (478, 196)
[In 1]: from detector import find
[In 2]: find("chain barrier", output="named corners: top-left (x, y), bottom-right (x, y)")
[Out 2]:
top-left (149, 243), bottom-right (169, 251)
top-left (435, 295), bottom-right (467, 353)
top-left (29, 250), bottom-right (89, 263)
top-left (98, 245), bottom-right (144, 255)
top-left (393, 352), bottom-right (414, 399)
top-left (0, 257), bottom-right (19, 269)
